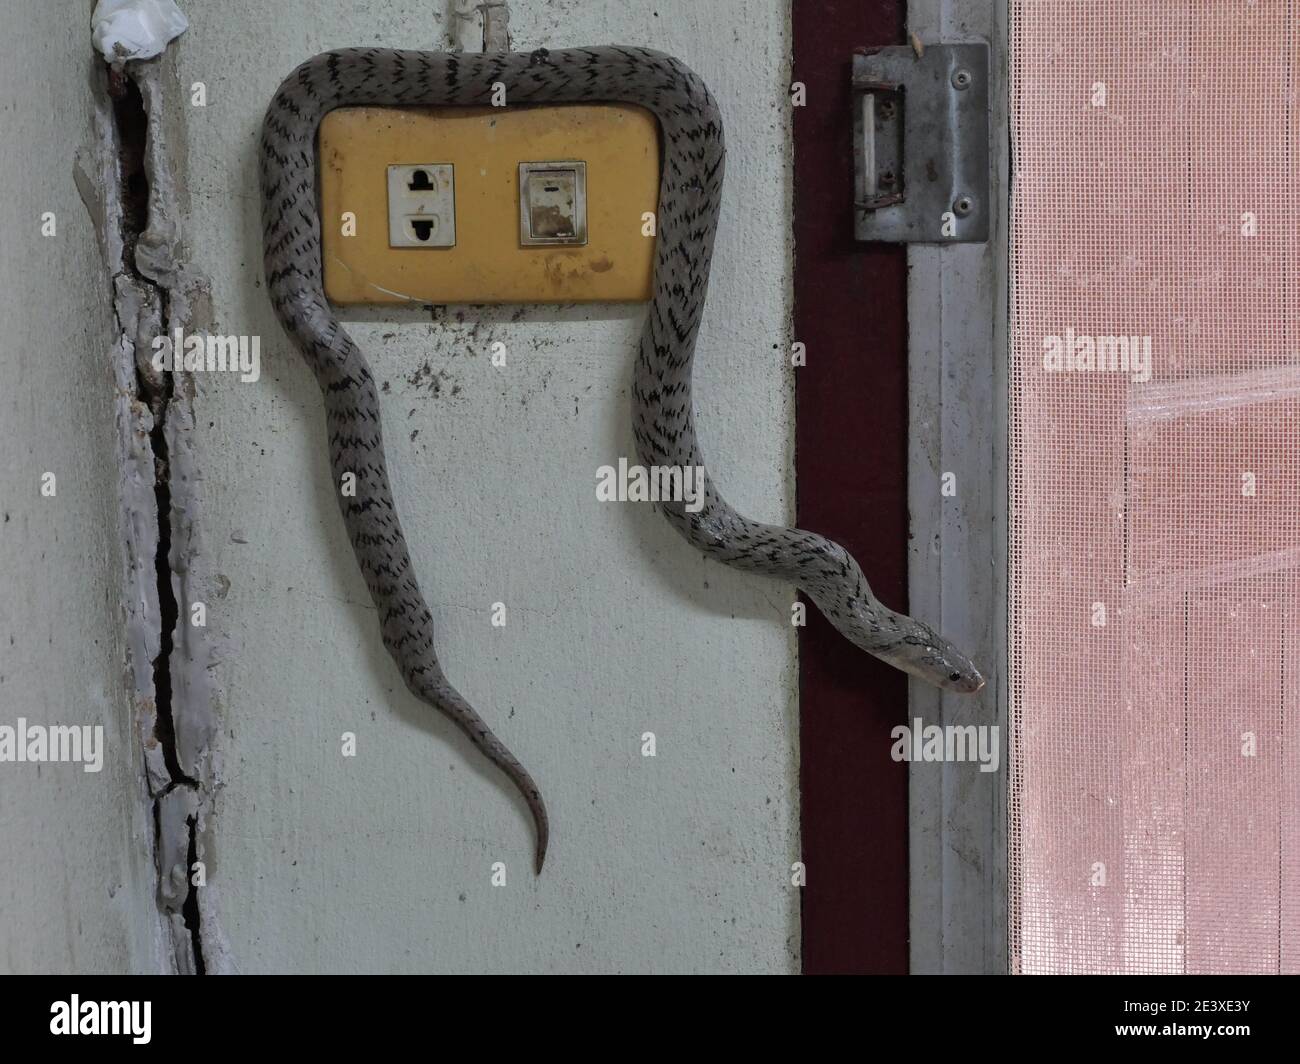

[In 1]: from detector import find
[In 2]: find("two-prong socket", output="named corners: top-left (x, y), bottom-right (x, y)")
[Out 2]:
top-left (387, 164), bottom-right (456, 248)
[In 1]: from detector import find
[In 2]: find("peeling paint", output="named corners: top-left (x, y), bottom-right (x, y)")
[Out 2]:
top-left (154, 784), bottom-right (198, 971)
top-left (482, 1), bottom-right (510, 52)
top-left (451, 0), bottom-right (510, 53)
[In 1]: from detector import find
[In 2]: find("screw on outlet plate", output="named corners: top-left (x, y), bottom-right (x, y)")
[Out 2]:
top-left (952, 68), bottom-right (973, 90)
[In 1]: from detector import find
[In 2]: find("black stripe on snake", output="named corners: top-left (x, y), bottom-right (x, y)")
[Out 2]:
top-left (259, 47), bottom-right (984, 876)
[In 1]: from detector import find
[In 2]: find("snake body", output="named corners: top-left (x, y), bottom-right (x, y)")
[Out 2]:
top-left (260, 47), bottom-right (983, 875)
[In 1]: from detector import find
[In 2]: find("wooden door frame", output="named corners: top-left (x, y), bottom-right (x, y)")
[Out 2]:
top-left (792, 0), bottom-right (1008, 974)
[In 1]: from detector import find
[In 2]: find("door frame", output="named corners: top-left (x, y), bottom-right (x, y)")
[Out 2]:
top-left (792, 0), bottom-right (1009, 974)
top-left (905, 0), bottom-right (1010, 975)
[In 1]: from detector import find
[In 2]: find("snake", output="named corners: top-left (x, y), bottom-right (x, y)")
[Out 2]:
top-left (259, 46), bottom-right (984, 876)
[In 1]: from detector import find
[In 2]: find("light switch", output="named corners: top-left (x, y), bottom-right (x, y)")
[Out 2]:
top-left (387, 163), bottom-right (455, 247)
top-left (519, 161), bottom-right (587, 246)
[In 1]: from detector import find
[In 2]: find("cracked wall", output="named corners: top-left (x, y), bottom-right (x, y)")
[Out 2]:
top-left (0, 2), bottom-right (226, 974)
top-left (88, 54), bottom-right (227, 974)
top-left (2, 0), bottom-right (798, 975)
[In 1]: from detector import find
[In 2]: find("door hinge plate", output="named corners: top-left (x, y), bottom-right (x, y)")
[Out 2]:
top-left (853, 42), bottom-right (990, 244)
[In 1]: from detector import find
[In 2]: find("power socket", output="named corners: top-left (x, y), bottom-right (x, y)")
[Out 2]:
top-left (387, 164), bottom-right (455, 247)
top-left (320, 105), bottom-right (658, 303)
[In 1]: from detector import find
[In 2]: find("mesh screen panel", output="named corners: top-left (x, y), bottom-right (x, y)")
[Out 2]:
top-left (1008, 0), bottom-right (1300, 974)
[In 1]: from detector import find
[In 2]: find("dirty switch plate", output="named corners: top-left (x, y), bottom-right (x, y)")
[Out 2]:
top-left (519, 161), bottom-right (587, 246)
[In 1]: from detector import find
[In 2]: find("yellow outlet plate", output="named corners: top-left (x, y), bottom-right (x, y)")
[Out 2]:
top-left (319, 104), bottom-right (660, 305)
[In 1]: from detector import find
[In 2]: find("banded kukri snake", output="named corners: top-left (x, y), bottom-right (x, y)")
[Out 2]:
top-left (259, 47), bottom-right (984, 874)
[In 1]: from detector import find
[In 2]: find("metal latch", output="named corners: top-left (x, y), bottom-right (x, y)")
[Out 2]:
top-left (853, 42), bottom-right (990, 243)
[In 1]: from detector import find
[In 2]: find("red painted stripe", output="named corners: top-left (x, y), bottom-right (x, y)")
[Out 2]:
top-left (792, 0), bottom-right (910, 974)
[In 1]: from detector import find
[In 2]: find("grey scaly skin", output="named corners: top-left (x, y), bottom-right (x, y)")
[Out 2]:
top-left (260, 46), bottom-right (983, 876)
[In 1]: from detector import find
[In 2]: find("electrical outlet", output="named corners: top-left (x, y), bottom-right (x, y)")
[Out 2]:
top-left (320, 105), bottom-right (659, 303)
top-left (387, 164), bottom-right (455, 247)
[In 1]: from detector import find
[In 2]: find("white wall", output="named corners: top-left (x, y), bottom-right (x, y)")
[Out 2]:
top-left (176, 0), bottom-right (796, 974)
top-left (0, 0), bottom-right (165, 974)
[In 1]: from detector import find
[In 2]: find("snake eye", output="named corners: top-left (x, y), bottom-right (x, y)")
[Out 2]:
top-left (949, 672), bottom-right (962, 682)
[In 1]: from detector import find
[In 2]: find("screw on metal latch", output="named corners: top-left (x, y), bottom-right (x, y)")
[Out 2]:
top-left (953, 195), bottom-right (975, 217)
top-left (952, 68), bottom-right (973, 90)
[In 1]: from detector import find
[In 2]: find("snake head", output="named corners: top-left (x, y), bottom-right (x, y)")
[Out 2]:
top-left (933, 651), bottom-right (986, 694)
top-left (821, 590), bottom-right (987, 694)
top-left (897, 622), bottom-right (985, 694)
top-left (851, 608), bottom-right (986, 694)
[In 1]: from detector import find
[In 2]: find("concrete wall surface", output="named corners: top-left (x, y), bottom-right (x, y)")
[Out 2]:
top-left (0, 0), bottom-right (167, 974)
top-left (178, 0), bottom-right (797, 973)
top-left (0, 0), bottom-right (796, 974)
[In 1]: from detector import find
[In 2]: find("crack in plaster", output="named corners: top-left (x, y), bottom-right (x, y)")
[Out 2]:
top-left (78, 50), bottom-right (229, 975)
